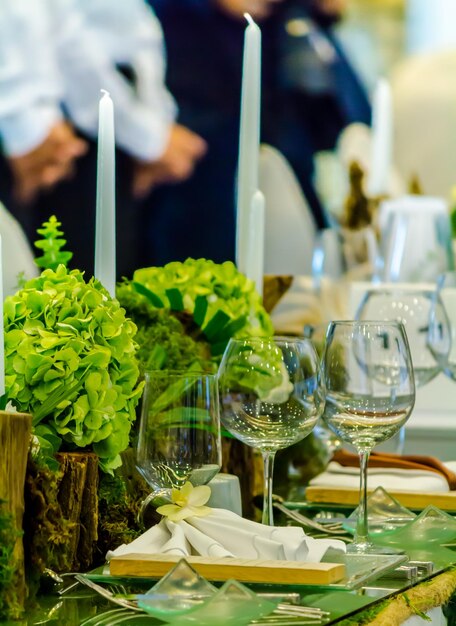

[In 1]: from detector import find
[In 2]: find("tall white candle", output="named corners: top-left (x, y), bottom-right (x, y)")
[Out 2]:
top-left (0, 234), bottom-right (4, 398)
top-left (246, 190), bottom-right (265, 298)
top-left (236, 13), bottom-right (261, 274)
top-left (95, 89), bottom-right (116, 297)
top-left (368, 78), bottom-right (393, 197)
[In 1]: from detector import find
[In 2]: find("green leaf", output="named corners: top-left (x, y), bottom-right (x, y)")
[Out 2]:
top-left (147, 344), bottom-right (168, 370)
top-left (193, 295), bottom-right (208, 327)
top-left (33, 366), bottom-right (91, 424)
top-left (209, 340), bottom-right (229, 357)
top-left (34, 215), bottom-right (73, 270)
top-left (203, 310), bottom-right (231, 341)
top-left (132, 282), bottom-right (164, 308)
top-left (149, 377), bottom-right (195, 416)
top-left (155, 406), bottom-right (213, 427)
top-left (212, 315), bottom-right (247, 342)
top-left (166, 288), bottom-right (184, 311)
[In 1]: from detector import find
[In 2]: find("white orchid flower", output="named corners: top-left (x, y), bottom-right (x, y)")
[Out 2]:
top-left (156, 481), bottom-right (212, 522)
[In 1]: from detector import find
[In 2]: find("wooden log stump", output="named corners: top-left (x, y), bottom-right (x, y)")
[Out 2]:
top-left (74, 453), bottom-right (99, 571)
top-left (0, 411), bottom-right (32, 619)
top-left (25, 451), bottom-right (99, 576)
top-left (55, 452), bottom-right (99, 571)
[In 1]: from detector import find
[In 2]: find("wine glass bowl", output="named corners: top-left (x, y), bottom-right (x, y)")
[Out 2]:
top-left (136, 371), bottom-right (222, 498)
top-left (355, 287), bottom-right (444, 387)
top-left (218, 336), bottom-right (323, 525)
top-left (321, 321), bottom-right (415, 553)
top-left (428, 271), bottom-right (456, 381)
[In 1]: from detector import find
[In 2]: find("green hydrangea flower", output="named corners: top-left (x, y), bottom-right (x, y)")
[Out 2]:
top-left (4, 265), bottom-right (143, 472)
top-left (131, 258), bottom-right (273, 357)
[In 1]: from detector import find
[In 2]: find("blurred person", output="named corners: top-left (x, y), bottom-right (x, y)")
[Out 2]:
top-left (0, 2), bottom-right (87, 205)
top-left (143, 0), bottom-right (370, 266)
top-left (0, 0), bottom-right (206, 278)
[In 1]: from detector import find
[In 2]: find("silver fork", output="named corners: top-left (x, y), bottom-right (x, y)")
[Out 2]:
top-left (273, 500), bottom-right (348, 536)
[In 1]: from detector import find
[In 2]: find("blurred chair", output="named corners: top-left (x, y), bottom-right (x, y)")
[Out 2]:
top-left (392, 50), bottom-right (456, 200)
top-left (0, 202), bottom-right (38, 296)
top-left (259, 144), bottom-right (317, 276)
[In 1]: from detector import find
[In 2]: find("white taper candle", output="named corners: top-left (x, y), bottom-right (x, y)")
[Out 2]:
top-left (95, 89), bottom-right (116, 297)
top-left (236, 13), bottom-right (261, 274)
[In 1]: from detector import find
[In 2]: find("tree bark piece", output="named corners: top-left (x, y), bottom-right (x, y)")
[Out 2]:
top-left (55, 452), bottom-right (88, 568)
top-left (75, 453), bottom-right (99, 571)
top-left (55, 452), bottom-right (99, 571)
top-left (0, 411), bottom-right (32, 618)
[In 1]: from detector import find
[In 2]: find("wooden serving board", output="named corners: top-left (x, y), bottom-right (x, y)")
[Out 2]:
top-left (109, 553), bottom-right (346, 585)
top-left (305, 486), bottom-right (456, 511)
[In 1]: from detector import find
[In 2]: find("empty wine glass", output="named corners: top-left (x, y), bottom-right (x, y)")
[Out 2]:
top-left (136, 371), bottom-right (222, 505)
top-left (428, 271), bottom-right (456, 380)
top-left (356, 286), bottom-right (446, 452)
top-left (217, 336), bottom-right (323, 525)
top-left (321, 321), bottom-right (415, 553)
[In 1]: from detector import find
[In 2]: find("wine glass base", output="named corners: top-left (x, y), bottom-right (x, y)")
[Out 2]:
top-left (138, 490), bottom-right (172, 528)
top-left (346, 542), bottom-right (405, 556)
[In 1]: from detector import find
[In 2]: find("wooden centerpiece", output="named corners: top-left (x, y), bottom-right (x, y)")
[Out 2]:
top-left (0, 410), bottom-right (32, 619)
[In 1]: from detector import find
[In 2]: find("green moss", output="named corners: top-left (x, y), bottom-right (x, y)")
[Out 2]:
top-left (0, 500), bottom-right (22, 620)
top-left (117, 282), bottom-right (213, 374)
top-left (336, 599), bottom-right (388, 626)
top-left (96, 473), bottom-right (147, 559)
top-left (24, 455), bottom-right (75, 586)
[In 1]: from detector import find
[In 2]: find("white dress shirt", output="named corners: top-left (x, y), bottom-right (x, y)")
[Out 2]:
top-left (0, 0), bottom-right (176, 160)
top-left (0, 0), bottom-right (63, 155)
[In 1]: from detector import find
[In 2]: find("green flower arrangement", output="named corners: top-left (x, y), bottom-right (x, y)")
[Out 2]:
top-left (3, 218), bottom-right (143, 472)
top-left (117, 258), bottom-right (273, 373)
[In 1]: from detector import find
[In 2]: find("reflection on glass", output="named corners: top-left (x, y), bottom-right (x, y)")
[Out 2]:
top-left (321, 321), bottom-right (415, 554)
top-left (136, 371), bottom-right (222, 500)
top-left (428, 271), bottom-right (456, 381)
top-left (218, 336), bottom-right (323, 525)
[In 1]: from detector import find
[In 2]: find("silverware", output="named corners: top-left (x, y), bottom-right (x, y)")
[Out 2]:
top-left (74, 575), bottom-right (143, 612)
top-left (272, 499), bottom-right (348, 536)
top-left (75, 573), bottom-right (330, 623)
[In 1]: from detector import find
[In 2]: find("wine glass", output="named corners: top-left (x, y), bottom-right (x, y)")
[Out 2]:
top-left (321, 321), bottom-right (415, 553)
top-left (355, 286), bottom-right (447, 452)
top-left (136, 371), bottom-right (222, 505)
top-left (217, 336), bottom-right (323, 525)
top-left (428, 271), bottom-right (456, 381)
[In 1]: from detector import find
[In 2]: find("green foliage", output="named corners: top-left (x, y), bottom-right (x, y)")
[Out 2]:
top-left (4, 265), bottom-right (143, 472)
top-left (118, 258), bottom-right (273, 372)
top-left (97, 473), bottom-right (146, 554)
top-left (34, 215), bottom-right (73, 271)
top-left (0, 501), bottom-right (22, 620)
top-left (117, 282), bottom-right (213, 374)
top-left (23, 456), bottom-right (73, 580)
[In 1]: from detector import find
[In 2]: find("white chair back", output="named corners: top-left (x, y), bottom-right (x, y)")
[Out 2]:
top-left (259, 144), bottom-right (317, 275)
top-left (0, 203), bottom-right (38, 296)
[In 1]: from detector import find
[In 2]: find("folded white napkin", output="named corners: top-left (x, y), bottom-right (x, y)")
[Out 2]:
top-left (309, 461), bottom-right (456, 493)
top-left (107, 508), bottom-right (345, 562)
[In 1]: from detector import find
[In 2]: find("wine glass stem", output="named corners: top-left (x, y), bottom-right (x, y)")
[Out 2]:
top-left (356, 448), bottom-right (371, 548)
top-left (262, 451), bottom-right (276, 526)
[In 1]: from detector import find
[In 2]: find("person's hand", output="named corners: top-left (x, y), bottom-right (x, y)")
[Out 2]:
top-left (132, 124), bottom-right (207, 198)
top-left (8, 121), bottom-right (87, 205)
top-left (215, 0), bottom-right (285, 21)
top-left (314, 0), bottom-right (347, 18)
